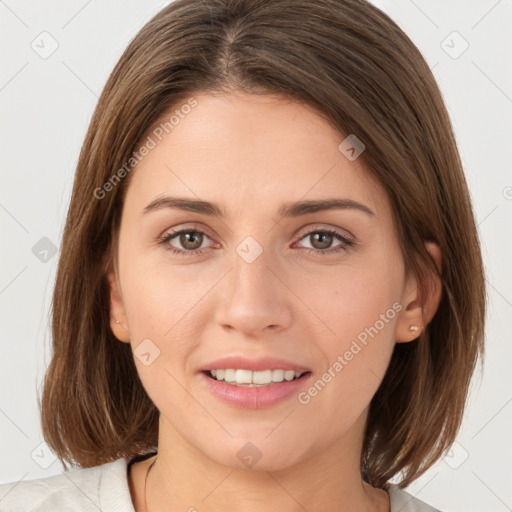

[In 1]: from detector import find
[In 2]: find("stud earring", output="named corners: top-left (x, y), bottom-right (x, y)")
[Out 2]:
top-left (408, 324), bottom-right (419, 332)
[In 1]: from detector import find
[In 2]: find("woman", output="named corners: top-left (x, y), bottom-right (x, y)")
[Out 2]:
top-left (0, 0), bottom-right (485, 511)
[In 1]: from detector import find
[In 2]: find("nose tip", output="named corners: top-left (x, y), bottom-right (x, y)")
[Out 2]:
top-left (214, 254), bottom-right (292, 336)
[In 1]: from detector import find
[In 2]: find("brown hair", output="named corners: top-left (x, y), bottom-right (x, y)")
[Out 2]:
top-left (40, 0), bottom-right (486, 489)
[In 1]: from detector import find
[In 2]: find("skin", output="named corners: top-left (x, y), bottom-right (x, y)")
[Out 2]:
top-left (108, 91), bottom-right (442, 512)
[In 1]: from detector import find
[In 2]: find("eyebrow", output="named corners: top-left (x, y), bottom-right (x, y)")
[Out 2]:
top-left (141, 196), bottom-right (375, 218)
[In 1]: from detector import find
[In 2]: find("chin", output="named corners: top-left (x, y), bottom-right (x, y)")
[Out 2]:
top-left (208, 441), bottom-right (305, 473)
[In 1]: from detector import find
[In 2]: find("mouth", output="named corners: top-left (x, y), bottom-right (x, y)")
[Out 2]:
top-left (203, 369), bottom-right (312, 387)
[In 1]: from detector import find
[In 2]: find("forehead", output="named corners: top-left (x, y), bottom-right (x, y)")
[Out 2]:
top-left (126, 91), bottom-right (391, 221)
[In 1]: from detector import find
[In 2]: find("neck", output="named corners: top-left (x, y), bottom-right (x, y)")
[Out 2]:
top-left (134, 411), bottom-right (389, 512)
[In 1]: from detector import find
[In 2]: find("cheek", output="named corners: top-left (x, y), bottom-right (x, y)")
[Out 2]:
top-left (120, 250), bottom-right (209, 334)
top-left (119, 253), bottom-right (215, 386)
top-left (290, 253), bottom-right (402, 402)
top-left (291, 253), bottom-right (402, 343)
top-left (119, 263), bottom-right (204, 409)
top-left (293, 276), bottom-right (400, 430)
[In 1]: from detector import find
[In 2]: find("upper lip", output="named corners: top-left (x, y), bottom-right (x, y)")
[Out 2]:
top-left (200, 355), bottom-right (311, 373)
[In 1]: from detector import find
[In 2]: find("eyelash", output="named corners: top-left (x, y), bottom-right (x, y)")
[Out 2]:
top-left (158, 227), bottom-right (355, 257)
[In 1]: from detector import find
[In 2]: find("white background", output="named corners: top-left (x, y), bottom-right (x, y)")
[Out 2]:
top-left (1, 1), bottom-right (511, 510)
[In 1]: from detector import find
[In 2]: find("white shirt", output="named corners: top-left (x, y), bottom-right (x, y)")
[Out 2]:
top-left (0, 457), bottom-right (442, 511)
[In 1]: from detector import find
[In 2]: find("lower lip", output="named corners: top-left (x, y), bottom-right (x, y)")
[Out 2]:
top-left (199, 371), bottom-right (313, 409)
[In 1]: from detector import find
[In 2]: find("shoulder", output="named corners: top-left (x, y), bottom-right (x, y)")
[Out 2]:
top-left (0, 457), bottom-right (134, 512)
top-left (388, 484), bottom-right (444, 512)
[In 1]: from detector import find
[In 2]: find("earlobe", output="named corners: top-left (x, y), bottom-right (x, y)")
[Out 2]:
top-left (106, 268), bottom-right (131, 343)
top-left (395, 285), bottom-right (424, 344)
top-left (396, 241), bottom-right (442, 343)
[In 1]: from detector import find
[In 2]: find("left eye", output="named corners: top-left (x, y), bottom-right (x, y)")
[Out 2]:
top-left (296, 230), bottom-right (354, 252)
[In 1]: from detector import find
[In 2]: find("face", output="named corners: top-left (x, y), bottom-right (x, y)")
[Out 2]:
top-left (108, 91), bottom-right (427, 472)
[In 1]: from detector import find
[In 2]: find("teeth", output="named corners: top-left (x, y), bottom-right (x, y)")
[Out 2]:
top-left (208, 369), bottom-right (305, 386)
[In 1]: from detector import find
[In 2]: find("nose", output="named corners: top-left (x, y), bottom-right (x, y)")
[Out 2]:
top-left (214, 247), bottom-right (293, 337)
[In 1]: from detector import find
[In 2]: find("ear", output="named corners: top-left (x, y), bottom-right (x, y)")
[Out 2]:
top-left (106, 266), bottom-right (131, 343)
top-left (396, 241), bottom-right (442, 343)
